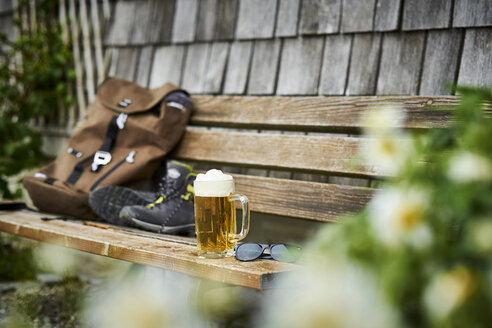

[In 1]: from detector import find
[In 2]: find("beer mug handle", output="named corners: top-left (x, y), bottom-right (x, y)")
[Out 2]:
top-left (229, 194), bottom-right (250, 241)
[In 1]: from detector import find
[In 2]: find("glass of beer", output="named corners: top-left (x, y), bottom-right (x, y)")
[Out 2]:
top-left (194, 169), bottom-right (250, 258)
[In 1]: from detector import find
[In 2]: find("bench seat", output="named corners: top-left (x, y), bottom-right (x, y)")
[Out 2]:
top-left (0, 209), bottom-right (297, 290)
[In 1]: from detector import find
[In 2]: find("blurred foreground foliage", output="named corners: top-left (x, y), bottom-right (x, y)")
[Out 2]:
top-left (0, 233), bottom-right (36, 281)
top-left (261, 87), bottom-right (492, 328)
top-left (0, 0), bottom-right (74, 198)
top-left (3, 278), bottom-right (85, 328)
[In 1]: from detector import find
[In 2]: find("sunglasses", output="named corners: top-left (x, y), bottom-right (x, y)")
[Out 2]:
top-left (234, 243), bottom-right (301, 263)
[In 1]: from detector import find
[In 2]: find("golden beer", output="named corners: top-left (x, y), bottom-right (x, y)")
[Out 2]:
top-left (194, 196), bottom-right (236, 253)
top-left (194, 169), bottom-right (250, 258)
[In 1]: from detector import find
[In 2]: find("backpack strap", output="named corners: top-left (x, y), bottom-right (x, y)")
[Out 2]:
top-left (67, 152), bottom-right (96, 184)
top-left (90, 113), bottom-right (127, 172)
top-left (0, 202), bottom-right (27, 211)
top-left (67, 111), bottom-right (129, 184)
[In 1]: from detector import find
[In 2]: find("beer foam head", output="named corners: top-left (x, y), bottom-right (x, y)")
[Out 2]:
top-left (194, 169), bottom-right (234, 197)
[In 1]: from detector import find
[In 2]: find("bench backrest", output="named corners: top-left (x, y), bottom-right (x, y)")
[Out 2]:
top-left (173, 96), bottom-right (457, 243)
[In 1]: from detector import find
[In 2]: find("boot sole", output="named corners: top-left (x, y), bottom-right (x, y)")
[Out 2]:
top-left (89, 186), bottom-right (153, 225)
top-left (127, 217), bottom-right (195, 236)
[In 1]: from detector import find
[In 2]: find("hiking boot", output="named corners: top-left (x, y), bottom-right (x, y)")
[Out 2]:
top-left (152, 160), bottom-right (195, 206)
top-left (88, 160), bottom-right (193, 225)
top-left (89, 186), bottom-right (155, 224)
top-left (119, 161), bottom-right (196, 235)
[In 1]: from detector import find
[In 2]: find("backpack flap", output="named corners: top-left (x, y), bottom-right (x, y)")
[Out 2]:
top-left (97, 77), bottom-right (181, 114)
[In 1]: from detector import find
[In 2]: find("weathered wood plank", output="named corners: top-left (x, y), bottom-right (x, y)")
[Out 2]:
top-left (0, 0), bottom-right (13, 14)
top-left (420, 30), bottom-right (462, 95)
top-left (223, 41), bottom-right (253, 95)
top-left (90, 0), bottom-right (105, 85)
top-left (373, 0), bottom-right (401, 31)
top-left (130, 0), bottom-right (152, 45)
top-left (458, 28), bottom-right (492, 87)
top-left (149, 45), bottom-right (185, 88)
top-left (112, 47), bottom-right (139, 82)
top-left (135, 46), bottom-right (154, 87)
top-left (232, 174), bottom-right (374, 222)
top-left (292, 170), bottom-right (329, 184)
top-left (377, 32), bottom-right (425, 95)
top-left (402, 0), bottom-right (451, 30)
top-left (105, 0), bottom-right (135, 45)
top-left (172, 0), bottom-right (199, 43)
top-left (79, 0), bottom-right (95, 102)
top-left (0, 211), bottom-right (297, 290)
top-left (182, 43), bottom-right (210, 93)
top-left (341, 0), bottom-right (375, 33)
top-left (190, 95), bottom-right (456, 130)
top-left (175, 129), bottom-right (376, 177)
top-left (319, 35), bottom-right (352, 95)
top-left (247, 39), bottom-right (281, 95)
top-left (277, 37), bottom-right (324, 95)
top-left (346, 33), bottom-right (382, 95)
top-left (236, 0), bottom-right (277, 39)
top-left (203, 42), bottom-right (229, 94)
top-left (0, 14), bottom-right (15, 42)
top-left (215, 0), bottom-right (238, 40)
top-left (299, 0), bottom-right (341, 34)
top-left (454, 0), bottom-right (492, 27)
top-left (276, 0), bottom-right (300, 37)
top-left (107, 48), bottom-right (119, 78)
top-left (149, 0), bottom-right (175, 43)
top-left (196, 0), bottom-right (217, 41)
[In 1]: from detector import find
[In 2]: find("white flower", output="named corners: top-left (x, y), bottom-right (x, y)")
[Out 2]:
top-left (363, 136), bottom-right (412, 175)
top-left (84, 267), bottom-right (204, 328)
top-left (424, 267), bottom-right (475, 320)
top-left (362, 105), bottom-right (405, 136)
top-left (360, 105), bottom-right (413, 176)
top-left (469, 219), bottom-right (492, 254)
top-left (448, 151), bottom-right (492, 183)
top-left (369, 187), bottom-right (432, 249)
top-left (35, 243), bottom-right (77, 276)
top-left (259, 260), bottom-right (398, 328)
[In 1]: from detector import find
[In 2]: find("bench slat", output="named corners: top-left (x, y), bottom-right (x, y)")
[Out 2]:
top-left (0, 211), bottom-right (297, 290)
top-left (233, 174), bottom-right (374, 222)
top-left (175, 130), bottom-right (377, 177)
top-left (191, 96), bottom-right (456, 131)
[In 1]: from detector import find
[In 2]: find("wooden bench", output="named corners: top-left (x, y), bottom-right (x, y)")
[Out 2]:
top-left (0, 95), bottom-right (456, 290)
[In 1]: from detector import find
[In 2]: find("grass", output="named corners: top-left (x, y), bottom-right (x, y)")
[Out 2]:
top-left (0, 233), bottom-right (37, 282)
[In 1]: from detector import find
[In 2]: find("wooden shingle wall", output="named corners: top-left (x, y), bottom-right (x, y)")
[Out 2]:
top-left (95, 0), bottom-right (490, 96)
top-left (0, 0), bottom-right (491, 96)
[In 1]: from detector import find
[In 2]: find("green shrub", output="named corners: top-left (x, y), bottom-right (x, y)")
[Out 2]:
top-left (0, 0), bottom-right (74, 198)
top-left (0, 234), bottom-right (36, 281)
top-left (312, 87), bottom-right (492, 327)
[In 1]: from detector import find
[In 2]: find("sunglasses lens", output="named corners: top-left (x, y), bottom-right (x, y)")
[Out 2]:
top-left (235, 243), bottom-right (263, 261)
top-left (270, 244), bottom-right (300, 263)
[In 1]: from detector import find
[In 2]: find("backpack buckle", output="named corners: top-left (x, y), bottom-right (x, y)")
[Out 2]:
top-left (91, 151), bottom-right (112, 171)
top-left (116, 113), bottom-right (128, 129)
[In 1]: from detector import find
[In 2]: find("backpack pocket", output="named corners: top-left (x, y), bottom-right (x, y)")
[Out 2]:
top-left (90, 151), bottom-right (136, 191)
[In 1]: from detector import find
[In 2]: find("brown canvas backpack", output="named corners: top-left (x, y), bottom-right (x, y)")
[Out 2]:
top-left (22, 77), bottom-right (193, 219)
